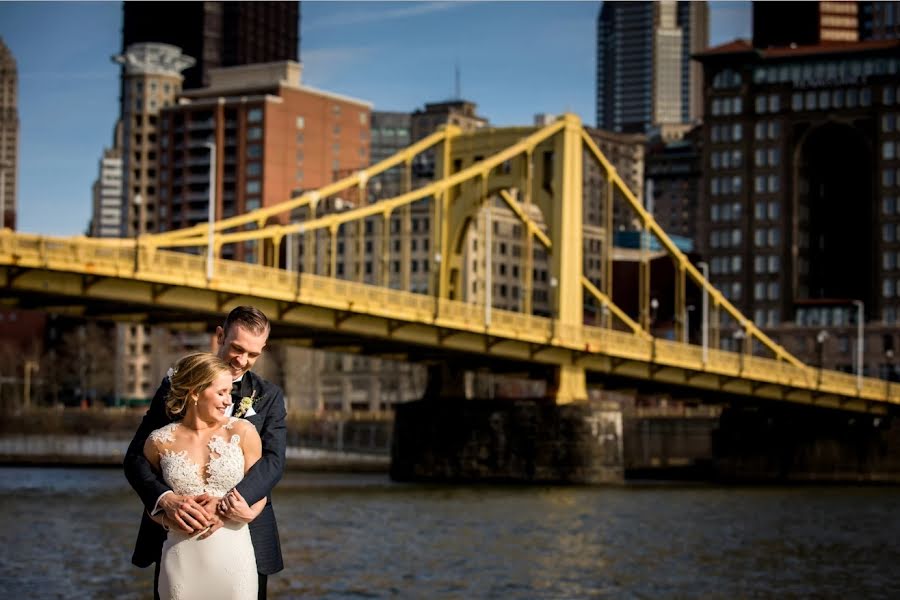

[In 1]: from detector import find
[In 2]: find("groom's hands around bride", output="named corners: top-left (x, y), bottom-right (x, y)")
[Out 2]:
top-left (159, 493), bottom-right (216, 533)
top-left (196, 494), bottom-right (224, 540)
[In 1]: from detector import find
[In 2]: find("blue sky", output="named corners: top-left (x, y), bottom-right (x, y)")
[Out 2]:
top-left (0, 1), bottom-right (751, 237)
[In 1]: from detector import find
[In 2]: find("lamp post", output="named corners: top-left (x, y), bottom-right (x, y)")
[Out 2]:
top-left (650, 297), bottom-right (659, 334)
top-left (816, 330), bottom-right (829, 388)
top-left (204, 141), bottom-right (216, 282)
top-left (549, 276), bottom-right (558, 341)
top-left (698, 261), bottom-right (709, 366)
top-left (885, 349), bottom-right (894, 399)
top-left (852, 299), bottom-right (864, 392)
top-left (685, 304), bottom-right (696, 344)
top-left (733, 329), bottom-right (746, 373)
top-left (23, 359), bottom-right (39, 410)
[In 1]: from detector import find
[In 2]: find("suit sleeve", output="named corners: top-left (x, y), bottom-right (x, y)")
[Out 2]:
top-left (235, 383), bottom-right (287, 505)
top-left (123, 378), bottom-right (173, 511)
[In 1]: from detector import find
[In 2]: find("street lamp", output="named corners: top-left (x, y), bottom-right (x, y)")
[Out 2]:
top-left (549, 276), bottom-right (558, 341)
top-left (204, 141), bottom-right (217, 282)
top-left (698, 261), bottom-right (709, 366)
top-left (685, 304), bottom-right (696, 344)
top-left (885, 348), bottom-right (894, 399)
top-left (23, 359), bottom-right (39, 410)
top-left (650, 297), bottom-right (659, 334)
top-left (733, 328), bottom-right (746, 373)
top-left (816, 330), bottom-right (829, 387)
top-left (852, 300), bottom-right (864, 392)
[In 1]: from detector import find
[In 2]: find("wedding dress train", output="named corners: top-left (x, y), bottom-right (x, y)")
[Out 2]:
top-left (151, 419), bottom-right (258, 600)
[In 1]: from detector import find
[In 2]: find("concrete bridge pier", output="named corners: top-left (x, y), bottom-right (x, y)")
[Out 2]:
top-left (390, 364), bottom-right (625, 484)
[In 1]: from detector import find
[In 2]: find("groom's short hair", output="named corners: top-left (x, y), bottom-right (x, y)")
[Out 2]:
top-left (223, 305), bottom-right (270, 337)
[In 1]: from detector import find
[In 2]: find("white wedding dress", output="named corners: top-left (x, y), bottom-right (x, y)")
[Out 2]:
top-left (150, 418), bottom-right (258, 600)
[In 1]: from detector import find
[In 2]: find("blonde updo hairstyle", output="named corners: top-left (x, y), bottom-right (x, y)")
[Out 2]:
top-left (165, 352), bottom-right (232, 419)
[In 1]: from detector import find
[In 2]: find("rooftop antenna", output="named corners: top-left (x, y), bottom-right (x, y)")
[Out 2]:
top-left (454, 61), bottom-right (461, 100)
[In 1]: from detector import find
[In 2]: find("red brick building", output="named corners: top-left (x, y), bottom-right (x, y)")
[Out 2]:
top-left (157, 61), bottom-right (371, 260)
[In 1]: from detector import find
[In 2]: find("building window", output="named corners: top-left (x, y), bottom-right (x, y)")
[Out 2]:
top-left (247, 163), bottom-right (261, 177)
top-left (246, 197), bottom-right (261, 210)
top-left (246, 181), bottom-right (261, 194)
top-left (768, 202), bottom-right (780, 219)
top-left (862, 87), bottom-right (872, 106)
top-left (755, 175), bottom-right (766, 193)
top-left (755, 96), bottom-right (767, 114)
top-left (755, 149), bottom-right (766, 168)
top-left (884, 278), bottom-right (896, 298)
top-left (884, 141), bottom-right (896, 160)
top-left (768, 94), bottom-right (780, 112)
top-left (768, 255), bottom-right (780, 273)
top-left (296, 116), bottom-right (305, 129)
top-left (247, 127), bottom-right (262, 141)
top-left (755, 282), bottom-right (766, 300)
top-left (768, 282), bottom-right (779, 300)
top-left (247, 145), bottom-right (262, 159)
top-left (248, 108), bottom-right (263, 123)
top-left (755, 122), bottom-right (766, 140)
top-left (755, 229), bottom-right (766, 247)
top-left (359, 112), bottom-right (368, 126)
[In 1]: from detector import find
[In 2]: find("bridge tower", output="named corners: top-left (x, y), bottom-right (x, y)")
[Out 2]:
top-left (432, 113), bottom-right (588, 403)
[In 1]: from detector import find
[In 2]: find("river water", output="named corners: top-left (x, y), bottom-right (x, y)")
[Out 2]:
top-left (2, 467), bottom-right (899, 599)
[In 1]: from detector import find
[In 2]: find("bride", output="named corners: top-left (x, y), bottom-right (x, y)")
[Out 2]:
top-left (143, 352), bottom-right (266, 600)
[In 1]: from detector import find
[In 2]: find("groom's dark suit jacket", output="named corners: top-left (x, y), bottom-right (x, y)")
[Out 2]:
top-left (124, 370), bottom-right (286, 575)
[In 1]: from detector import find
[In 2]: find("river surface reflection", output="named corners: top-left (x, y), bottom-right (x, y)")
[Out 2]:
top-left (2, 467), bottom-right (900, 599)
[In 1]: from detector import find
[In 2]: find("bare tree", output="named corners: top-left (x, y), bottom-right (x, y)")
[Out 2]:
top-left (53, 322), bottom-right (117, 407)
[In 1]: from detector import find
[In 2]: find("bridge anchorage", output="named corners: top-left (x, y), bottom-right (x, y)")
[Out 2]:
top-left (2, 114), bottom-right (898, 483)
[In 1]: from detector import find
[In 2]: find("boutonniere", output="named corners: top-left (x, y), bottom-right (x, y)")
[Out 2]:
top-left (233, 389), bottom-right (258, 418)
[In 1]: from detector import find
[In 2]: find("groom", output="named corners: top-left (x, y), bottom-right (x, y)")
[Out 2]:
top-left (124, 306), bottom-right (286, 599)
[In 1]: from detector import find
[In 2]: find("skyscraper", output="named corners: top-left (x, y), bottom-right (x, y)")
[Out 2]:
top-left (596, 1), bottom-right (709, 133)
top-left (121, 1), bottom-right (300, 90)
top-left (113, 42), bottom-right (194, 238)
top-left (90, 122), bottom-right (123, 238)
top-left (0, 37), bottom-right (18, 230)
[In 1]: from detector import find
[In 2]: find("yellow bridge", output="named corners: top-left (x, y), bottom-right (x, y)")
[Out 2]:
top-left (1, 115), bottom-right (896, 415)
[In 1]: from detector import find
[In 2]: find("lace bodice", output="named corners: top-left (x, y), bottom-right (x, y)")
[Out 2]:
top-left (150, 418), bottom-right (246, 497)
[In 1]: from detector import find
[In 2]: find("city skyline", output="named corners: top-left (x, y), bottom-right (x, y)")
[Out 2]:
top-left (0, 1), bottom-right (751, 237)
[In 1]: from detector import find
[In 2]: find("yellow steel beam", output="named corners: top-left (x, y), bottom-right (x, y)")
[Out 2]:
top-left (497, 189), bottom-right (551, 249)
top-left (581, 130), bottom-right (806, 370)
top-left (582, 276), bottom-right (650, 340)
top-left (157, 119), bottom-right (567, 249)
top-left (147, 127), bottom-right (460, 245)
